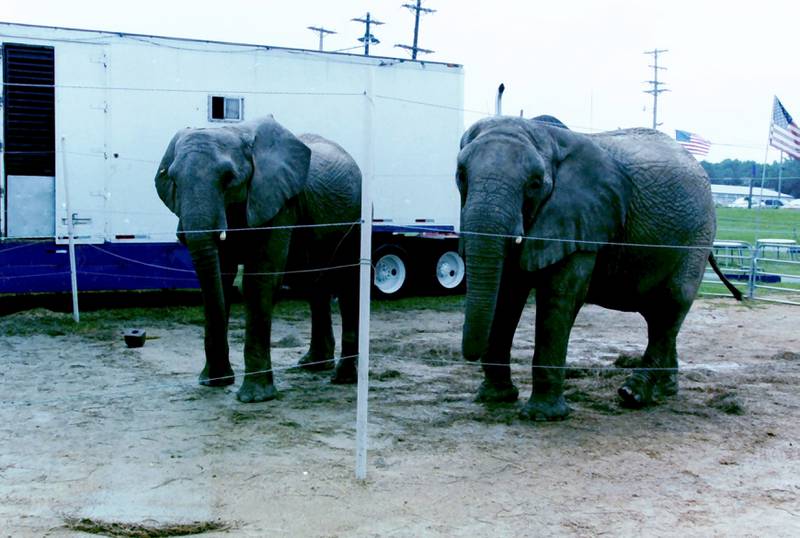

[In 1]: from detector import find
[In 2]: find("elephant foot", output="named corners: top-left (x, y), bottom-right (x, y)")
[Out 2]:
top-left (519, 395), bottom-right (571, 422)
top-left (475, 380), bottom-right (519, 404)
top-left (656, 372), bottom-right (679, 397)
top-left (331, 356), bottom-right (357, 385)
top-left (297, 351), bottom-right (336, 372)
top-left (236, 376), bottom-right (278, 403)
top-left (618, 370), bottom-right (678, 408)
top-left (198, 364), bottom-right (235, 387)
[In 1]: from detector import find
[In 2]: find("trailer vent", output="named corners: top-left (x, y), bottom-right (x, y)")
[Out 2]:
top-left (2, 43), bottom-right (55, 176)
top-left (209, 95), bottom-right (244, 122)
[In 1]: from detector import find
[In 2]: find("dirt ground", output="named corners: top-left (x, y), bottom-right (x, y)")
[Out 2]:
top-left (1, 294), bottom-right (799, 537)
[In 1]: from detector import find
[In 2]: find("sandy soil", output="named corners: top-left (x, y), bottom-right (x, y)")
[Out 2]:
top-left (1, 295), bottom-right (799, 537)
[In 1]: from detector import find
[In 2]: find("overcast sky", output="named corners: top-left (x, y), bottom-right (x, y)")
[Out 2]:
top-left (4, 0), bottom-right (798, 162)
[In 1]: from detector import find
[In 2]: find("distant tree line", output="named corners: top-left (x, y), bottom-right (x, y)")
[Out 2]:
top-left (701, 158), bottom-right (800, 198)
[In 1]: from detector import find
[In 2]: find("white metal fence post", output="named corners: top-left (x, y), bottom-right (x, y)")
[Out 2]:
top-left (61, 137), bottom-right (80, 323)
top-left (748, 247), bottom-right (757, 299)
top-left (355, 71), bottom-right (374, 480)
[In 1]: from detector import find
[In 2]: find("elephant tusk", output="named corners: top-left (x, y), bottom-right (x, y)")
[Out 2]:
top-left (515, 236), bottom-right (523, 244)
top-left (219, 231), bottom-right (227, 241)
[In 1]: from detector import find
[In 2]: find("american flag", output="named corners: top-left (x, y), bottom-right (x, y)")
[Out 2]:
top-left (769, 96), bottom-right (800, 160)
top-left (675, 130), bottom-right (711, 157)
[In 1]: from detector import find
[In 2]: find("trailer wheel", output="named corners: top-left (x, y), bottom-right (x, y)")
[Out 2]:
top-left (373, 247), bottom-right (409, 297)
top-left (435, 251), bottom-right (465, 291)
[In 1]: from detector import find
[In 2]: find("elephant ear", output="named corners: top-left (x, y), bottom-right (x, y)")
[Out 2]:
top-left (154, 131), bottom-right (182, 214)
top-left (520, 132), bottom-right (631, 272)
top-left (247, 118), bottom-right (311, 227)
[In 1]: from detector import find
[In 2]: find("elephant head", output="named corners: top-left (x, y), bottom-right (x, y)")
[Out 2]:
top-left (456, 116), bottom-right (628, 361)
top-left (154, 117), bottom-right (311, 380)
top-left (156, 116), bottom-right (311, 242)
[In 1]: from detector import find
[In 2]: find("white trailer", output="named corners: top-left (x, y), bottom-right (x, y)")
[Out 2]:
top-left (0, 22), bottom-right (465, 296)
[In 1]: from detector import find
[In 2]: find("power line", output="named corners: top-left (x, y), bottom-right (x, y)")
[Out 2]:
top-left (643, 48), bottom-right (669, 130)
top-left (395, 0), bottom-right (436, 59)
top-left (307, 26), bottom-right (337, 52)
top-left (352, 12), bottom-right (384, 56)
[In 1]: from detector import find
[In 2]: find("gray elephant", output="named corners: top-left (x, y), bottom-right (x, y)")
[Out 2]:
top-left (456, 115), bottom-right (741, 421)
top-left (155, 116), bottom-right (361, 403)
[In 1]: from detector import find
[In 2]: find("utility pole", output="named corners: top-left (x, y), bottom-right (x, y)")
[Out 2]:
top-left (395, 0), bottom-right (436, 59)
top-left (352, 12), bottom-right (384, 56)
top-left (307, 26), bottom-right (336, 52)
top-left (643, 48), bottom-right (669, 129)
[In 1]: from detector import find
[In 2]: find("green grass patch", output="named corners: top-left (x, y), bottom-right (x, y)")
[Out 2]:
top-left (371, 294), bottom-right (464, 313)
top-left (712, 207), bottom-right (800, 300)
top-left (715, 207), bottom-right (800, 244)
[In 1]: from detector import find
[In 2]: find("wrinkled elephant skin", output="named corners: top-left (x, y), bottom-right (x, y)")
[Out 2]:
top-left (155, 117), bottom-right (361, 403)
top-left (456, 115), bottom-right (741, 420)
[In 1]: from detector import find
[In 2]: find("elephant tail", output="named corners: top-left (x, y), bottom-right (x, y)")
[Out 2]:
top-left (708, 253), bottom-right (744, 301)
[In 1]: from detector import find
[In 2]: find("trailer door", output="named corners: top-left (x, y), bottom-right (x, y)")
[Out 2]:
top-left (53, 44), bottom-right (108, 244)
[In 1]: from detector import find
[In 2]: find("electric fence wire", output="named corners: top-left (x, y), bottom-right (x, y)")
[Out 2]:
top-left (0, 84), bottom-right (795, 294)
top-left (9, 148), bottom-right (799, 174)
top-left (0, 80), bottom-right (780, 149)
top-left (1, 81), bottom-right (366, 98)
top-left (1, 349), bottom-right (780, 409)
top-left (0, 31), bottom-right (444, 67)
top-left (0, 216), bottom-right (792, 279)
top-left (0, 204), bottom-right (795, 237)
top-left (0, 220), bottom-right (363, 243)
top-left (0, 355), bottom-right (357, 407)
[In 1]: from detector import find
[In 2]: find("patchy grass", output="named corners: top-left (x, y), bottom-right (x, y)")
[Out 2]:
top-left (706, 391), bottom-right (746, 415)
top-left (0, 304), bottom-right (209, 339)
top-left (64, 517), bottom-right (230, 537)
top-left (0, 295), bottom-right (468, 340)
top-left (371, 294), bottom-right (464, 313)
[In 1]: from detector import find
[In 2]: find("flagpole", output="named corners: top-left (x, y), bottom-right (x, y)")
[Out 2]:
top-left (752, 141), bottom-right (769, 210)
top-left (754, 97), bottom-right (775, 210)
top-left (777, 151), bottom-right (784, 201)
top-left (747, 119), bottom-right (772, 299)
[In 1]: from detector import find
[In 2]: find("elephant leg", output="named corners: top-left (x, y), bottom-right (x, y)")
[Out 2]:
top-left (520, 253), bottom-right (595, 421)
top-left (220, 257), bottom-right (238, 324)
top-left (195, 247), bottom-right (235, 388)
top-left (476, 267), bottom-right (528, 404)
top-left (237, 227), bottom-right (292, 403)
top-left (331, 263), bottom-right (359, 385)
top-left (619, 302), bottom-right (688, 408)
top-left (199, 255), bottom-right (239, 386)
top-left (298, 286), bottom-right (336, 371)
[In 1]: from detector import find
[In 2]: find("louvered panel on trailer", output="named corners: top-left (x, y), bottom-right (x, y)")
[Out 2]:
top-left (2, 43), bottom-right (55, 177)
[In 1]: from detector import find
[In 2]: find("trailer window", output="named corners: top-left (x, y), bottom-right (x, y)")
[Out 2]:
top-left (209, 96), bottom-right (244, 122)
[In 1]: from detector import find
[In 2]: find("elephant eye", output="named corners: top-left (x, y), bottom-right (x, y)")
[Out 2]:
top-left (220, 171), bottom-right (235, 188)
top-left (456, 168), bottom-right (468, 205)
top-left (524, 174), bottom-right (543, 199)
top-left (456, 167), bottom-right (467, 189)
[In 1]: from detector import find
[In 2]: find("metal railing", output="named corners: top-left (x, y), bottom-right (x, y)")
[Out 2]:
top-left (705, 239), bottom-right (800, 305)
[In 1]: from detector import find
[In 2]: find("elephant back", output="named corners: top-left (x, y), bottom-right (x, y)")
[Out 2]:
top-left (297, 134), bottom-right (362, 240)
top-left (590, 128), bottom-right (716, 250)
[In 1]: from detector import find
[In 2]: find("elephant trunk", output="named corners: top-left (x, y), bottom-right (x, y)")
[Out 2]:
top-left (186, 235), bottom-right (229, 368)
top-left (461, 207), bottom-right (512, 362)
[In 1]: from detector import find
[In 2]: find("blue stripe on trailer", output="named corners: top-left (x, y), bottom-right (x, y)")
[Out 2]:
top-left (0, 227), bottom-right (459, 294)
top-left (0, 241), bottom-right (198, 294)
